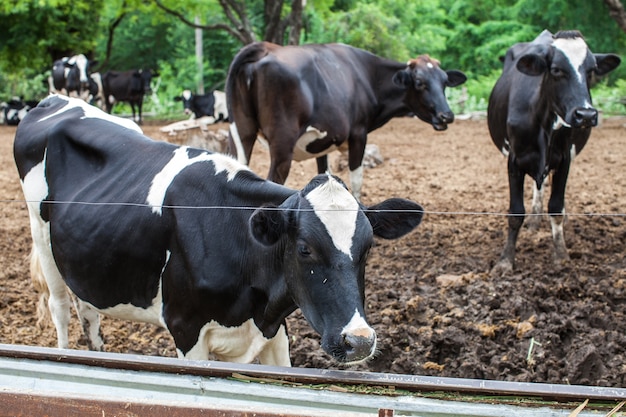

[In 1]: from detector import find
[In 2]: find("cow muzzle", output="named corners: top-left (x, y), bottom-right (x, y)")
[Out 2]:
top-left (433, 111), bottom-right (454, 131)
top-left (323, 321), bottom-right (377, 364)
top-left (340, 329), bottom-right (377, 364)
top-left (570, 107), bottom-right (598, 128)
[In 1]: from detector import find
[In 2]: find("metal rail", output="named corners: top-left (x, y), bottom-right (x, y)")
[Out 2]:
top-left (0, 344), bottom-right (624, 417)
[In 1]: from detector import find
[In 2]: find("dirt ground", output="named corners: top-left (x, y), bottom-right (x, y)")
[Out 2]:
top-left (0, 114), bottom-right (624, 387)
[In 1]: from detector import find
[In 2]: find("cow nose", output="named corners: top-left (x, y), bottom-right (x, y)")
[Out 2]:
top-left (573, 107), bottom-right (598, 127)
top-left (438, 111), bottom-right (454, 124)
top-left (341, 330), bottom-right (376, 363)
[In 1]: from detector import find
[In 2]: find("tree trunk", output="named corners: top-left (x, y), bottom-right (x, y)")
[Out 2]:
top-left (604, 0), bottom-right (626, 33)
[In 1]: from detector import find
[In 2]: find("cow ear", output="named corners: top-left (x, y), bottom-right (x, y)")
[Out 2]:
top-left (446, 70), bottom-right (467, 87)
top-left (250, 206), bottom-right (289, 246)
top-left (365, 198), bottom-right (423, 240)
top-left (517, 53), bottom-right (548, 76)
top-left (392, 69), bottom-right (412, 88)
top-left (174, 96), bottom-right (182, 102)
top-left (594, 53), bottom-right (621, 76)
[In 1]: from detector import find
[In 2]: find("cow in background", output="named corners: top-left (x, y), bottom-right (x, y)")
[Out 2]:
top-left (50, 54), bottom-right (96, 100)
top-left (102, 69), bottom-right (158, 124)
top-left (487, 30), bottom-right (620, 274)
top-left (87, 72), bottom-right (105, 110)
top-left (226, 42), bottom-right (466, 200)
top-left (1, 97), bottom-right (38, 125)
top-left (175, 89), bottom-right (228, 122)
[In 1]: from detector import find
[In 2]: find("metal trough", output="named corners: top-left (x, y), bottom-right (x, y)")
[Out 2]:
top-left (0, 344), bottom-right (623, 416)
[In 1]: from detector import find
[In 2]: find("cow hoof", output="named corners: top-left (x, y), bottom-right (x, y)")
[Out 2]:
top-left (525, 216), bottom-right (541, 231)
top-left (491, 259), bottom-right (513, 277)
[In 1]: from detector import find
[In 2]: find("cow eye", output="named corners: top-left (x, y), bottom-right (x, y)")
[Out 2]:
top-left (297, 243), bottom-right (312, 258)
top-left (414, 79), bottom-right (426, 90)
top-left (550, 67), bottom-right (564, 77)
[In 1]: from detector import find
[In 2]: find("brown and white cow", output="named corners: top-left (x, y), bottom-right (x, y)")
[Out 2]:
top-left (226, 42), bottom-right (466, 199)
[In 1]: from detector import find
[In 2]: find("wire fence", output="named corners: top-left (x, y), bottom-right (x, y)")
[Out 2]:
top-left (1, 199), bottom-right (624, 218)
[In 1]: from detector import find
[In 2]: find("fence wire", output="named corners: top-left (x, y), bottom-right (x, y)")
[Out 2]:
top-left (1, 199), bottom-right (624, 218)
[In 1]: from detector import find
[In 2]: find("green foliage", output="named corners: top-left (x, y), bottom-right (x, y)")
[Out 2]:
top-left (1, 0), bottom-right (625, 116)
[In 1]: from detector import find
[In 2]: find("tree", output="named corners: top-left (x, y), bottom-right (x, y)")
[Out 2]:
top-left (604, 0), bottom-right (626, 33)
top-left (153, 0), bottom-right (306, 45)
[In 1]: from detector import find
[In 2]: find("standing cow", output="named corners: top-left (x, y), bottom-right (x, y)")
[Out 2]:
top-left (226, 42), bottom-right (466, 199)
top-left (15, 95), bottom-right (424, 366)
top-left (487, 30), bottom-right (620, 274)
top-left (102, 69), bottom-right (157, 124)
top-left (50, 54), bottom-right (95, 100)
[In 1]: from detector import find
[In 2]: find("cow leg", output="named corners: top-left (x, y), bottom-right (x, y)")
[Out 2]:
top-left (526, 181), bottom-right (544, 230)
top-left (316, 155), bottom-right (329, 174)
top-left (267, 148), bottom-right (293, 184)
top-left (257, 324), bottom-right (291, 366)
top-left (548, 162), bottom-right (571, 263)
top-left (348, 133), bottom-right (367, 200)
top-left (267, 133), bottom-right (297, 184)
top-left (34, 243), bottom-right (73, 349)
top-left (130, 103), bottom-right (137, 124)
top-left (228, 123), bottom-right (257, 165)
top-left (492, 157), bottom-right (525, 275)
top-left (72, 296), bottom-right (104, 351)
top-left (136, 101), bottom-right (143, 125)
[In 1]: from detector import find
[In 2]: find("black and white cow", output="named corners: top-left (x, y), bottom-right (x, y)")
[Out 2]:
top-left (226, 42), bottom-right (467, 199)
top-left (1, 98), bottom-right (38, 125)
top-left (15, 95), bottom-right (424, 366)
top-left (87, 72), bottom-right (105, 110)
top-left (102, 69), bottom-right (157, 124)
top-left (50, 54), bottom-right (95, 100)
top-left (174, 89), bottom-right (228, 122)
top-left (487, 30), bottom-right (620, 274)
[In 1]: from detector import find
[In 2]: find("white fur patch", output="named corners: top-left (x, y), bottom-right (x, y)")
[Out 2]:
top-left (147, 147), bottom-right (248, 215)
top-left (229, 123), bottom-right (248, 165)
top-left (39, 94), bottom-right (142, 133)
top-left (95, 281), bottom-right (165, 327)
top-left (293, 126), bottom-right (333, 161)
top-left (553, 37), bottom-right (588, 83)
top-left (305, 175), bottom-right (358, 259)
top-left (181, 319), bottom-right (291, 366)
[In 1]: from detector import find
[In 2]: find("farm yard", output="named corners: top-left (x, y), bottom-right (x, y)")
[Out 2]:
top-left (0, 114), bottom-right (624, 389)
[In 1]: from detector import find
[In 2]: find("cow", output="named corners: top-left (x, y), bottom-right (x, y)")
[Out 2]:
top-left (226, 42), bottom-right (467, 200)
top-left (87, 72), bottom-right (105, 110)
top-left (487, 30), bottom-right (620, 274)
top-left (102, 69), bottom-right (157, 124)
top-left (15, 94), bottom-right (424, 366)
top-left (174, 89), bottom-right (228, 122)
top-left (1, 97), bottom-right (37, 125)
top-left (50, 54), bottom-right (95, 100)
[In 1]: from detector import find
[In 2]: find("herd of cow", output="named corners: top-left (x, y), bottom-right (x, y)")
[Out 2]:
top-left (10, 29), bottom-right (621, 366)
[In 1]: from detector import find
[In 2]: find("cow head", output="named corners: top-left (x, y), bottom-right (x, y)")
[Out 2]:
top-left (174, 90), bottom-right (194, 115)
top-left (516, 30), bottom-right (621, 129)
top-left (67, 54), bottom-right (94, 87)
top-left (249, 174), bottom-right (423, 364)
top-left (130, 69), bottom-right (155, 94)
top-left (393, 55), bottom-right (466, 131)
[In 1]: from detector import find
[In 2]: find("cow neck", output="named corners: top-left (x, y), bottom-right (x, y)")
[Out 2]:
top-left (369, 61), bottom-right (409, 130)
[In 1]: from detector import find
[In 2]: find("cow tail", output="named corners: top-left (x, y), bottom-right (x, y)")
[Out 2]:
top-left (225, 41), bottom-right (270, 119)
top-left (29, 246), bottom-right (51, 328)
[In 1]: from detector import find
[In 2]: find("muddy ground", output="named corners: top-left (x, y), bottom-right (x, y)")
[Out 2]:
top-left (0, 114), bottom-right (624, 387)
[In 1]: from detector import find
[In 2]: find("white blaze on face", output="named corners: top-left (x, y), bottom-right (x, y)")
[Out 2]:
top-left (552, 37), bottom-right (589, 83)
top-left (305, 175), bottom-right (359, 260)
top-left (147, 147), bottom-right (249, 215)
top-left (68, 54), bottom-right (89, 83)
top-left (342, 309), bottom-right (376, 340)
